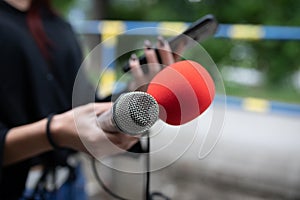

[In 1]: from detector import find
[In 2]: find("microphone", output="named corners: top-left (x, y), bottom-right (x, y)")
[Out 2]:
top-left (97, 91), bottom-right (159, 136)
top-left (147, 60), bottom-right (215, 125)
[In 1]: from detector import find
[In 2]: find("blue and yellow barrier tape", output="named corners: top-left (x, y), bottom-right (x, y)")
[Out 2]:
top-left (73, 20), bottom-right (300, 40)
top-left (214, 95), bottom-right (300, 116)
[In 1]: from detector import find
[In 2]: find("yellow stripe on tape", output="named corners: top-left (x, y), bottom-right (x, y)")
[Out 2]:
top-left (98, 69), bottom-right (116, 98)
top-left (229, 25), bottom-right (265, 40)
top-left (242, 98), bottom-right (270, 113)
top-left (158, 22), bottom-right (188, 36)
top-left (99, 20), bottom-right (126, 47)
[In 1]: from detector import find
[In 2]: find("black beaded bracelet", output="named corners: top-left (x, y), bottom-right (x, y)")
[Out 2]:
top-left (46, 113), bottom-right (61, 149)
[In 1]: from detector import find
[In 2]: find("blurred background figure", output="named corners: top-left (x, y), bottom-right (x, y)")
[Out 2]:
top-left (0, 0), bottom-right (142, 199)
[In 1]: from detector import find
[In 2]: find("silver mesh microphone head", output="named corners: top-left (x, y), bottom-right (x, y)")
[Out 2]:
top-left (112, 92), bottom-right (159, 135)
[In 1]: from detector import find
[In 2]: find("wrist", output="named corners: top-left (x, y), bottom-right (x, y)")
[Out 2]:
top-left (46, 114), bottom-right (62, 149)
top-left (49, 114), bottom-right (68, 148)
top-left (50, 112), bottom-right (80, 151)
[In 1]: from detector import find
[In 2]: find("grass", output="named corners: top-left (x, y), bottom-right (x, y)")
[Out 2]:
top-left (224, 82), bottom-right (300, 105)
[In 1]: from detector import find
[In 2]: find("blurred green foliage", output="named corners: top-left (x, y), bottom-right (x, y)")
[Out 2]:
top-left (103, 0), bottom-right (300, 25)
top-left (98, 0), bottom-right (300, 103)
top-left (66, 0), bottom-right (300, 103)
top-left (52, 0), bottom-right (75, 16)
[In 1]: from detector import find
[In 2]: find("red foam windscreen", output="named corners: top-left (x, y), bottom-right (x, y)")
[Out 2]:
top-left (147, 60), bottom-right (215, 125)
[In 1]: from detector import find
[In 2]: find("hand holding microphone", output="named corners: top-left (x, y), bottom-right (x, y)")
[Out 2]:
top-left (48, 49), bottom-right (215, 160)
top-left (97, 59), bottom-right (215, 138)
top-left (127, 38), bottom-right (215, 126)
top-left (128, 37), bottom-right (176, 92)
top-left (96, 37), bottom-right (175, 136)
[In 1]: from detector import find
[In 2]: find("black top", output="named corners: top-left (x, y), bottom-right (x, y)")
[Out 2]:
top-left (0, 1), bottom-right (86, 199)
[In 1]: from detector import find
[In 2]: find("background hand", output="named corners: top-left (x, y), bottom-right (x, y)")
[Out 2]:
top-left (51, 103), bottom-right (139, 158)
top-left (128, 36), bottom-right (180, 92)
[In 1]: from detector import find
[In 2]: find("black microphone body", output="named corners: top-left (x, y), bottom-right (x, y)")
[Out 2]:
top-left (97, 92), bottom-right (159, 136)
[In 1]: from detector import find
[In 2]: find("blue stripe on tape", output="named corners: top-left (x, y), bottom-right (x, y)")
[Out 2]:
top-left (218, 96), bottom-right (300, 116)
top-left (271, 101), bottom-right (300, 116)
top-left (263, 26), bottom-right (300, 40)
top-left (125, 21), bottom-right (160, 30)
top-left (215, 24), bottom-right (300, 40)
top-left (73, 20), bottom-right (300, 41)
top-left (75, 20), bottom-right (100, 34)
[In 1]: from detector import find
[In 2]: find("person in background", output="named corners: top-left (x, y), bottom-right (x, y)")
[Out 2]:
top-left (0, 0), bottom-right (176, 199)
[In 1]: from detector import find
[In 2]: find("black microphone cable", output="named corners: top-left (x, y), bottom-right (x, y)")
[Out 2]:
top-left (91, 157), bottom-right (128, 200)
top-left (91, 132), bottom-right (171, 200)
top-left (145, 133), bottom-right (171, 200)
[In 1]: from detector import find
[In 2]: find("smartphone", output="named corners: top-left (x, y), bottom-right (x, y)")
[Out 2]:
top-left (122, 14), bottom-right (219, 73)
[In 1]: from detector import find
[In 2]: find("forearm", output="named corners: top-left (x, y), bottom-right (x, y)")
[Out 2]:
top-left (3, 118), bottom-right (52, 166)
top-left (2, 102), bottom-right (138, 166)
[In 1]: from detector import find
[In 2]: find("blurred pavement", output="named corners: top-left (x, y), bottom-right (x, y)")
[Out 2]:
top-left (84, 104), bottom-right (300, 200)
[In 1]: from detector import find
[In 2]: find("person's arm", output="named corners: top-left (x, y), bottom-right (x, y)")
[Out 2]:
top-left (4, 118), bottom-right (51, 166)
top-left (3, 102), bottom-right (138, 166)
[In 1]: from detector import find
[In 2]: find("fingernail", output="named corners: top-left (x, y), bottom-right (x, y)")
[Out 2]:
top-left (157, 36), bottom-right (165, 47)
top-left (130, 53), bottom-right (137, 60)
top-left (144, 40), bottom-right (152, 49)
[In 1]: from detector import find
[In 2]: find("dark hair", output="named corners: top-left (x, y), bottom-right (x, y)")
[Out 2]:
top-left (26, 0), bottom-right (55, 61)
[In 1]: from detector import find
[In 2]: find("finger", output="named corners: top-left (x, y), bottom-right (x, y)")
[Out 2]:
top-left (106, 133), bottom-right (139, 150)
top-left (173, 39), bottom-right (186, 61)
top-left (93, 102), bottom-right (113, 116)
top-left (129, 54), bottom-right (145, 86)
top-left (157, 36), bottom-right (174, 66)
top-left (144, 40), bottom-right (161, 76)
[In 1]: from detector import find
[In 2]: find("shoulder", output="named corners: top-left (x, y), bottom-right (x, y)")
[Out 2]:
top-left (0, 21), bottom-right (29, 60)
top-left (0, 15), bottom-right (29, 67)
top-left (0, 13), bottom-right (26, 40)
top-left (0, 22), bottom-right (23, 52)
top-left (0, 14), bottom-right (16, 32)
